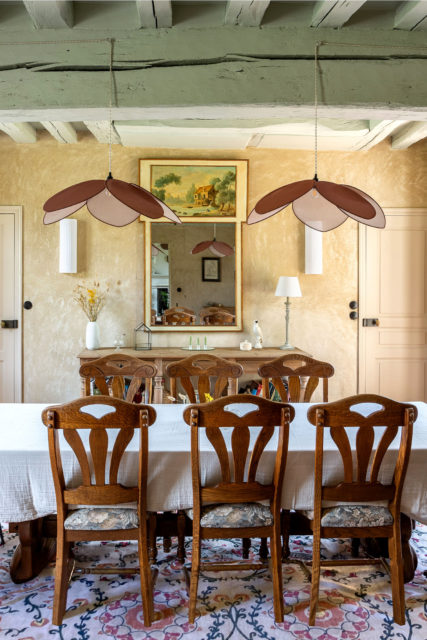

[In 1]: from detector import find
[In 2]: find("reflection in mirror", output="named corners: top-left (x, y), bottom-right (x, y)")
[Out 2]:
top-left (150, 223), bottom-right (237, 327)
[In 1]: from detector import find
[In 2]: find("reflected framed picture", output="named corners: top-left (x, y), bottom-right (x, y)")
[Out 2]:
top-left (139, 159), bottom-right (248, 222)
top-left (202, 257), bottom-right (220, 282)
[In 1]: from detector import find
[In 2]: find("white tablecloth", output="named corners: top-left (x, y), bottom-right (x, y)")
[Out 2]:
top-left (1, 401), bottom-right (426, 524)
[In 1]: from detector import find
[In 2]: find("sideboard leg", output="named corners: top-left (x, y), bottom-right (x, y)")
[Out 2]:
top-left (9, 518), bottom-right (55, 583)
top-left (153, 375), bottom-right (164, 404)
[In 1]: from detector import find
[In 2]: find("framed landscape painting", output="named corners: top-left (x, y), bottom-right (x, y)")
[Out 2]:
top-left (139, 159), bottom-right (248, 222)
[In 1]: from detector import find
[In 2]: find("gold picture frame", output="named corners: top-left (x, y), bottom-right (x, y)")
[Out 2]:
top-left (139, 159), bottom-right (248, 222)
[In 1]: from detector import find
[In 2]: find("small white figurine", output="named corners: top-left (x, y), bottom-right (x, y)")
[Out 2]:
top-left (252, 320), bottom-right (263, 349)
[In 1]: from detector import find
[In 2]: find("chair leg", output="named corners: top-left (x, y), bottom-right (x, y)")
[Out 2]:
top-left (309, 529), bottom-right (321, 626)
top-left (0, 524), bottom-right (4, 546)
top-left (148, 513), bottom-right (157, 564)
top-left (188, 530), bottom-right (201, 623)
top-left (242, 538), bottom-right (250, 559)
top-left (388, 531), bottom-right (406, 625)
top-left (163, 536), bottom-right (172, 553)
top-left (138, 529), bottom-right (153, 627)
top-left (52, 534), bottom-right (72, 626)
top-left (351, 537), bottom-right (360, 557)
top-left (281, 510), bottom-right (291, 560)
top-left (177, 510), bottom-right (186, 563)
top-left (270, 524), bottom-right (284, 623)
top-left (260, 537), bottom-right (269, 560)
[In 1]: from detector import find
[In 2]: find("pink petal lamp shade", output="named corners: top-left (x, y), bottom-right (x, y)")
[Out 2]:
top-left (247, 179), bottom-right (385, 231)
top-left (191, 240), bottom-right (234, 257)
top-left (43, 176), bottom-right (181, 227)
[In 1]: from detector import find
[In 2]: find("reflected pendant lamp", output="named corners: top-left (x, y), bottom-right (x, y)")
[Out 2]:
top-left (247, 44), bottom-right (385, 232)
top-left (43, 40), bottom-right (180, 228)
top-left (190, 224), bottom-right (234, 257)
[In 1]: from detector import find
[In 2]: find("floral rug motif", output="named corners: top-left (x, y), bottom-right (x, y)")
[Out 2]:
top-left (0, 525), bottom-right (426, 640)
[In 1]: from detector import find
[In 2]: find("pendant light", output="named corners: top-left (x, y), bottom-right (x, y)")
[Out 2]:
top-left (191, 224), bottom-right (234, 257)
top-left (247, 43), bottom-right (385, 232)
top-left (43, 39), bottom-right (180, 227)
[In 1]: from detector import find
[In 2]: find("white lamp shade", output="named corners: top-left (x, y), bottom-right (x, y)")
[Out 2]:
top-left (275, 276), bottom-right (302, 298)
top-left (305, 225), bottom-right (323, 274)
top-left (59, 219), bottom-right (77, 273)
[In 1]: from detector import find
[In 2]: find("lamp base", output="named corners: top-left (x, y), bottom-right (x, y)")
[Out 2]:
top-left (279, 343), bottom-right (294, 350)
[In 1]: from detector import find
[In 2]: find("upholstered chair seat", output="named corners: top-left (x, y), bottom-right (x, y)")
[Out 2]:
top-left (64, 508), bottom-right (139, 531)
top-left (186, 502), bottom-right (273, 528)
top-left (301, 504), bottom-right (393, 528)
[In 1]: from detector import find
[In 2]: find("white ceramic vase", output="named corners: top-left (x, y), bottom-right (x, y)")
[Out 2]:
top-left (86, 321), bottom-right (100, 350)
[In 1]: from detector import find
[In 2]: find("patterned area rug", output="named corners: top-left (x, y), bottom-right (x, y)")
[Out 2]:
top-left (0, 525), bottom-right (426, 640)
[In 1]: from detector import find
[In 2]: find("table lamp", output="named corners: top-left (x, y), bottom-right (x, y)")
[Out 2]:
top-left (275, 276), bottom-right (302, 349)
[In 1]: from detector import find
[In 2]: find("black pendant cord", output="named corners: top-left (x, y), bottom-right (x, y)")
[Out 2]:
top-left (108, 38), bottom-right (114, 179)
top-left (314, 41), bottom-right (319, 182)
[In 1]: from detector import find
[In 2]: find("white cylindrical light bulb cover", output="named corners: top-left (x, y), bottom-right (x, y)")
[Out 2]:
top-left (305, 225), bottom-right (323, 274)
top-left (59, 219), bottom-right (77, 273)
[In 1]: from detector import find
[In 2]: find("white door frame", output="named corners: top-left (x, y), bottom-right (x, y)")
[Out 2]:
top-left (0, 206), bottom-right (22, 402)
top-left (358, 207), bottom-right (427, 394)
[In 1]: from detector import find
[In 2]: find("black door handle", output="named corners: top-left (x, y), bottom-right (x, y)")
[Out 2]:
top-left (1, 320), bottom-right (18, 328)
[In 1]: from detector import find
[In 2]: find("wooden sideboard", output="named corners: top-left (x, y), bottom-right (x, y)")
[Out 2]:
top-left (78, 346), bottom-right (309, 403)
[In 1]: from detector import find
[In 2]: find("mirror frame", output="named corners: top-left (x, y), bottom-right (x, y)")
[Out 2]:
top-left (144, 220), bottom-right (242, 331)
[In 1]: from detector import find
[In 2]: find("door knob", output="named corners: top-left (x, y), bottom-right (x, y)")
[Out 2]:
top-left (362, 318), bottom-right (380, 327)
top-left (1, 319), bottom-right (18, 328)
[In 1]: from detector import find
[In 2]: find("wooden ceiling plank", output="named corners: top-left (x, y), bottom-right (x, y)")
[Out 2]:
top-left (224, 1), bottom-right (270, 26)
top-left (394, 1), bottom-right (427, 30)
top-left (83, 121), bottom-right (121, 144)
top-left (0, 122), bottom-right (37, 143)
top-left (23, 1), bottom-right (73, 29)
top-left (41, 121), bottom-right (78, 143)
top-left (391, 121), bottom-right (427, 148)
top-left (311, 1), bottom-right (367, 28)
top-left (136, 0), bottom-right (172, 28)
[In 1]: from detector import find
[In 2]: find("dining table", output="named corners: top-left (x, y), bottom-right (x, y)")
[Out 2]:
top-left (1, 400), bottom-right (426, 584)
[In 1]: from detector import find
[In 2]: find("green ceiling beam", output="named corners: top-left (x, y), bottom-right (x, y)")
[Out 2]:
top-left (0, 26), bottom-right (425, 116)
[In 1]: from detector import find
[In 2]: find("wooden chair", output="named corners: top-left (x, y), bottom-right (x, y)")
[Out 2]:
top-left (79, 353), bottom-right (157, 404)
top-left (258, 354), bottom-right (334, 403)
top-left (183, 394), bottom-right (295, 623)
top-left (165, 353), bottom-right (243, 403)
top-left (161, 354), bottom-right (244, 563)
top-left (306, 394), bottom-right (417, 626)
top-left (258, 354), bottom-right (334, 559)
top-left (200, 309), bottom-right (236, 325)
top-left (42, 396), bottom-right (157, 627)
top-left (162, 307), bottom-right (196, 326)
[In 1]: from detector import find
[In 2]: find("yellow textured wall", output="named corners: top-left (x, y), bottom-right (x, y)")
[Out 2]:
top-left (0, 132), bottom-right (426, 402)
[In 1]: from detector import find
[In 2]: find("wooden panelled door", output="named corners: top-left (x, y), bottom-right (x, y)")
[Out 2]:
top-left (359, 209), bottom-right (427, 401)
top-left (0, 207), bottom-right (22, 402)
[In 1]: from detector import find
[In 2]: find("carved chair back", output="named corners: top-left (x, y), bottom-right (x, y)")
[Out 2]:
top-left (307, 394), bottom-right (416, 509)
top-left (42, 396), bottom-right (156, 517)
top-left (258, 354), bottom-right (334, 402)
top-left (79, 353), bottom-right (157, 403)
top-left (200, 310), bottom-right (236, 325)
top-left (162, 309), bottom-right (196, 325)
top-left (183, 394), bottom-right (295, 515)
top-left (165, 353), bottom-right (243, 403)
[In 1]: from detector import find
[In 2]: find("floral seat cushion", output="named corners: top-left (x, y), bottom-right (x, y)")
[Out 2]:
top-left (186, 503), bottom-right (273, 528)
top-left (64, 508), bottom-right (139, 531)
top-left (300, 505), bottom-right (393, 528)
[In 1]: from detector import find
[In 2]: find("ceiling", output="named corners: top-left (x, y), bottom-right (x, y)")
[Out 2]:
top-left (0, 0), bottom-right (426, 151)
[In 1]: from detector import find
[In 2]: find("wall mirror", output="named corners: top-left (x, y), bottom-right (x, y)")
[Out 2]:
top-left (144, 221), bottom-right (242, 331)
